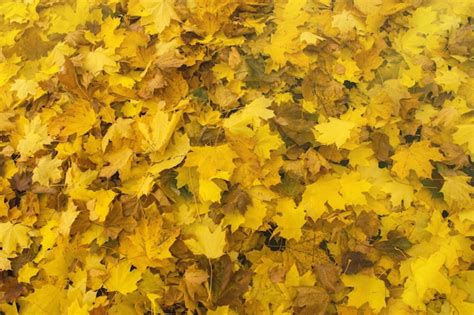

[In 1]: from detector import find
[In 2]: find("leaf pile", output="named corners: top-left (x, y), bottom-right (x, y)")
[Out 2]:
top-left (0, 0), bottom-right (473, 314)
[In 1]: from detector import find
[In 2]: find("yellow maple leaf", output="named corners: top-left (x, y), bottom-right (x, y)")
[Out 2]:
top-left (121, 216), bottom-right (178, 270)
top-left (128, 0), bottom-right (180, 34)
top-left (18, 284), bottom-right (65, 315)
top-left (453, 124), bottom-right (474, 157)
top-left (402, 252), bottom-right (451, 311)
top-left (242, 198), bottom-right (268, 230)
top-left (410, 6), bottom-right (437, 33)
top-left (223, 97), bottom-right (274, 137)
top-left (382, 179), bottom-right (414, 208)
top-left (435, 67), bottom-right (468, 93)
top-left (0, 222), bottom-right (30, 254)
top-left (105, 261), bottom-right (142, 295)
top-left (254, 124), bottom-right (284, 163)
top-left (82, 47), bottom-right (119, 75)
top-left (441, 174), bottom-right (474, 209)
top-left (339, 172), bottom-right (372, 206)
top-left (313, 118), bottom-right (355, 148)
top-left (0, 112), bottom-right (15, 132)
top-left (87, 189), bottom-right (116, 222)
top-left (198, 178), bottom-right (222, 202)
top-left (184, 223), bottom-right (226, 259)
top-left (49, 100), bottom-right (96, 136)
top-left (391, 141), bottom-right (443, 178)
top-left (32, 155), bottom-right (63, 186)
top-left (299, 174), bottom-right (344, 220)
top-left (185, 144), bottom-right (237, 180)
top-left (342, 274), bottom-right (388, 312)
top-left (17, 116), bottom-right (52, 160)
top-left (64, 163), bottom-right (98, 200)
top-left (45, 0), bottom-right (91, 35)
top-left (18, 263), bottom-right (39, 283)
top-left (333, 56), bottom-right (362, 83)
top-left (101, 118), bottom-right (135, 151)
top-left (10, 78), bottom-right (38, 99)
top-left (97, 17), bottom-right (125, 51)
top-left (138, 109), bottom-right (182, 153)
top-left (99, 146), bottom-right (133, 178)
top-left (0, 55), bottom-right (21, 86)
top-left (264, 0), bottom-right (309, 68)
top-left (58, 202), bottom-right (79, 236)
top-left (332, 10), bottom-right (360, 34)
top-left (273, 198), bottom-right (305, 241)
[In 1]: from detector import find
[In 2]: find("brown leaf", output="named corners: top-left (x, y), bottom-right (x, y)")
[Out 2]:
top-left (440, 143), bottom-right (470, 168)
top-left (221, 186), bottom-right (251, 214)
top-left (211, 255), bottom-right (252, 307)
top-left (138, 69), bottom-right (166, 99)
top-left (58, 58), bottom-right (90, 99)
top-left (371, 132), bottom-right (391, 161)
top-left (103, 199), bottom-right (138, 239)
top-left (0, 272), bottom-right (26, 303)
top-left (294, 286), bottom-right (330, 315)
top-left (10, 172), bottom-right (32, 193)
top-left (181, 265), bottom-right (209, 311)
top-left (89, 306), bottom-right (109, 315)
top-left (374, 231), bottom-right (412, 261)
top-left (313, 263), bottom-right (344, 293)
top-left (341, 251), bottom-right (373, 275)
top-left (274, 104), bottom-right (316, 146)
top-left (355, 211), bottom-right (380, 238)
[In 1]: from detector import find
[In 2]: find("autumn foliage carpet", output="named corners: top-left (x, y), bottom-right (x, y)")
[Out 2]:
top-left (0, 0), bottom-right (473, 314)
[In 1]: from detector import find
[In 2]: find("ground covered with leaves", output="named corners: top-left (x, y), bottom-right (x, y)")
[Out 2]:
top-left (0, 0), bottom-right (473, 314)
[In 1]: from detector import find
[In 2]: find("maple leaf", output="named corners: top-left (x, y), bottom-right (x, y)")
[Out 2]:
top-left (64, 163), bottom-right (98, 200)
top-left (223, 96), bottom-right (274, 137)
top-left (129, 0), bottom-right (180, 34)
top-left (185, 144), bottom-right (237, 181)
top-left (313, 118), bottom-right (355, 148)
top-left (18, 284), bottom-right (65, 314)
top-left (87, 189), bottom-right (116, 222)
top-left (82, 47), bottom-right (119, 75)
top-left (402, 252), bottom-right (451, 310)
top-left (17, 116), bottom-right (52, 160)
top-left (49, 99), bottom-right (96, 137)
top-left (273, 198), bottom-right (305, 241)
top-left (342, 274), bottom-right (388, 312)
top-left (339, 172), bottom-right (372, 206)
top-left (99, 147), bottom-right (134, 178)
top-left (58, 202), bottom-right (79, 236)
top-left (32, 155), bottom-right (63, 186)
top-left (453, 124), bottom-right (474, 157)
top-left (441, 174), bottom-right (474, 210)
top-left (18, 263), bottom-right (39, 283)
top-left (181, 265), bottom-right (209, 309)
top-left (382, 179), bottom-right (414, 208)
top-left (120, 216), bottom-right (178, 270)
top-left (264, 0), bottom-right (309, 68)
top-left (0, 112), bottom-right (15, 132)
top-left (332, 10), bottom-right (360, 34)
top-left (138, 109), bottom-right (182, 153)
top-left (105, 261), bottom-right (142, 295)
top-left (184, 223), bottom-right (227, 259)
top-left (254, 124), bottom-right (284, 163)
top-left (0, 222), bottom-right (30, 254)
top-left (11, 78), bottom-right (38, 99)
top-left (299, 174), bottom-right (344, 220)
top-left (242, 198), bottom-right (268, 230)
top-left (391, 141), bottom-right (443, 178)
